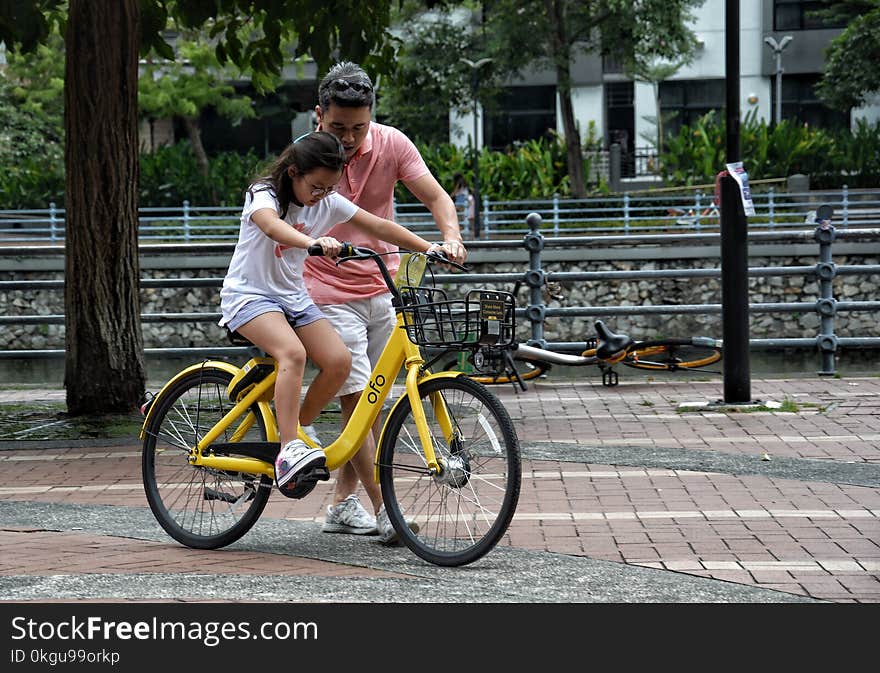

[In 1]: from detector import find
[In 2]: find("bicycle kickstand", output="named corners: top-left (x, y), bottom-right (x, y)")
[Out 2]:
top-left (504, 349), bottom-right (528, 392)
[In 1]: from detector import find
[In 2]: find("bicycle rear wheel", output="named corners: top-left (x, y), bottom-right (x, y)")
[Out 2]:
top-left (621, 337), bottom-right (722, 371)
top-left (378, 376), bottom-right (521, 567)
top-left (142, 365), bottom-right (273, 549)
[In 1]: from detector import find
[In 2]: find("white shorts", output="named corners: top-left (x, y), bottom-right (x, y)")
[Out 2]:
top-left (319, 294), bottom-right (396, 397)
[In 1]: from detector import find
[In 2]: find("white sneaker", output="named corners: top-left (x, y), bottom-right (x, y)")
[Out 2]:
top-left (376, 503), bottom-right (419, 546)
top-left (322, 494), bottom-right (377, 535)
top-left (300, 424), bottom-right (322, 447)
top-left (274, 439), bottom-right (325, 489)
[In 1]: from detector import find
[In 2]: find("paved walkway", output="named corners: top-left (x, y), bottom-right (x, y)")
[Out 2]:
top-left (0, 373), bottom-right (878, 603)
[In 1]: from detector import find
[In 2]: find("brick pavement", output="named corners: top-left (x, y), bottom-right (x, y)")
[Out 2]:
top-left (0, 374), bottom-right (878, 602)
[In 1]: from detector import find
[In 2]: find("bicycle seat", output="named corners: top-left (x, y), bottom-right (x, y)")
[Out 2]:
top-left (227, 328), bottom-right (251, 346)
top-left (227, 318), bottom-right (299, 347)
top-left (594, 320), bottom-right (634, 359)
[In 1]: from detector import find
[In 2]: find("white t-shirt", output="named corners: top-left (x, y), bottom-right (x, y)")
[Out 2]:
top-left (219, 185), bottom-right (359, 327)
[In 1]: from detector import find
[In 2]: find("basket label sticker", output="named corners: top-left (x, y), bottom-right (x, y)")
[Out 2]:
top-left (480, 299), bottom-right (505, 322)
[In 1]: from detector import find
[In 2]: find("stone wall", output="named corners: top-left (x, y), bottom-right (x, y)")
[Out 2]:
top-left (2, 251), bottom-right (877, 351)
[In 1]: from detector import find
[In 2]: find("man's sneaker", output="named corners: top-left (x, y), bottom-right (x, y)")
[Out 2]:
top-left (274, 439), bottom-right (325, 490)
top-left (300, 424), bottom-right (321, 447)
top-left (322, 494), bottom-right (378, 535)
top-left (376, 503), bottom-right (420, 546)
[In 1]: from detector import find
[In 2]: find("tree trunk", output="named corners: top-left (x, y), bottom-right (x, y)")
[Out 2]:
top-left (183, 116), bottom-right (211, 178)
top-left (183, 116), bottom-right (217, 203)
top-left (558, 82), bottom-right (586, 198)
top-left (64, 0), bottom-right (145, 414)
top-left (544, 0), bottom-right (587, 198)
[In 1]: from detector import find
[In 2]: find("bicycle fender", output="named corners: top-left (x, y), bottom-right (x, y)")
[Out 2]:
top-left (139, 360), bottom-right (272, 438)
top-left (373, 370), bottom-right (464, 483)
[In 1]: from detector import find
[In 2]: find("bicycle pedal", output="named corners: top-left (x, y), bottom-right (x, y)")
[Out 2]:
top-left (602, 368), bottom-right (619, 387)
top-left (276, 465), bottom-right (330, 500)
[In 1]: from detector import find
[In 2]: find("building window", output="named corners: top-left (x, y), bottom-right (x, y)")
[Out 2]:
top-left (773, 1), bottom-right (849, 31)
top-left (484, 85), bottom-right (557, 150)
top-left (659, 79), bottom-right (725, 138)
top-left (774, 74), bottom-right (850, 129)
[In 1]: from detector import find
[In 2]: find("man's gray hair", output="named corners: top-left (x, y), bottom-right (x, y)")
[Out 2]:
top-left (318, 61), bottom-right (375, 110)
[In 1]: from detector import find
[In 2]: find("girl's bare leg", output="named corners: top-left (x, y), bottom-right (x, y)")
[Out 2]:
top-left (295, 318), bottom-right (351, 426)
top-left (235, 312), bottom-right (307, 446)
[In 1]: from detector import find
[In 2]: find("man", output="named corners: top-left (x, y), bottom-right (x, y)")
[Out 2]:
top-left (303, 61), bottom-right (467, 544)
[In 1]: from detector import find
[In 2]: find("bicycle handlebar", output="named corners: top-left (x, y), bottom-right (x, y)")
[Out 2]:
top-left (306, 242), bottom-right (466, 301)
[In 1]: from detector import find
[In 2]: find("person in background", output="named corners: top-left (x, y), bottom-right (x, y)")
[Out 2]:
top-left (303, 61), bottom-right (467, 544)
top-left (450, 172), bottom-right (475, 235)
top-left (219, 131), bottom-right (441, 497)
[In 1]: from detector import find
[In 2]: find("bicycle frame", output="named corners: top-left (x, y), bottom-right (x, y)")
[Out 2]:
top-left (139, 311), bottom-right (460, 479)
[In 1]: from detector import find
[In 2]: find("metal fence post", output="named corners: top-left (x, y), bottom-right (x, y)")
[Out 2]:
top-left (482, 196), bottom-right (490, 239)
top-left (623, 193), bottom-right (630, 235)
top-left (813, 204), bottom-right (838, 376)
top-left (694, 191), bottom-right (702, 231)
top-left (522, 212), bottom-right (546, 348)
top-left (841, 184), bottom-right (849, 228)
top-left (49, 202), bottom-right (58, 242)
top-left (182, 200), bottom-right (191, 243)
top-left (768, 187), bottom-right (775, 230)
top-left (552, 193), bottom-right (560, 236)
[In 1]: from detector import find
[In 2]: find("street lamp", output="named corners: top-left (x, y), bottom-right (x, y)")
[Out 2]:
top-left (764, 35), bottom-right (793, 125)
top-left (460, 57), bottom-right (492, 238)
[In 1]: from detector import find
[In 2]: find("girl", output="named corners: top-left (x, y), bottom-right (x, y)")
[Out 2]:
top-left (219, 131), bottom-right (440, 495)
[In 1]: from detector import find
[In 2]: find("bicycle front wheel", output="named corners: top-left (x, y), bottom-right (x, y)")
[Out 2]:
top-left (142, 365), bottom-right (273, 549)
top-left (378, 376), bottom-right (521, 567)
top-left (622, 337), bottom-right (722, 371)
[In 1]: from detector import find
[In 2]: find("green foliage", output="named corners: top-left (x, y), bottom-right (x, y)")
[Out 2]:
top-left (0, 69), bottom-right (64, 208)
top-left (814, 2), bottom-right (880, 110)
top-left (658, 110), bottom-right (862, 185)
top-left (0, 154), bottom-right (65, 209)
top-left (3, 27), bottom-right (65, 134)
top-left (412, 134), bottom-right (602, 203)
top-left (139, 32), bottom-right (260, 125)
top-left (660, 111), bottom-right (726, 185)
top-left (139, 143), bottom-right (264, 207)
top-left (375, 10), bottom-right (480, 144)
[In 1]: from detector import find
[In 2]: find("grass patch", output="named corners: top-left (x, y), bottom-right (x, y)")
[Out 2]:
top-left (0, 401), bottom-right (143, 441)
top-left (677, 397), bottom-right (826, 413)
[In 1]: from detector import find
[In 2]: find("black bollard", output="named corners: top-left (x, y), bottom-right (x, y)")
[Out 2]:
top-left (720, 174), bottom-right (751, 403)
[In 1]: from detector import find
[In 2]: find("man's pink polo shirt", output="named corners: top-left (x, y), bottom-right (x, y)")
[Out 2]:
top-left (304, 122), bottom-right (429, 304)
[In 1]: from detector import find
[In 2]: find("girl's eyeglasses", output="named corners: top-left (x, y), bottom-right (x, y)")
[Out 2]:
top-left (307, 183), bottom-right (337, 197)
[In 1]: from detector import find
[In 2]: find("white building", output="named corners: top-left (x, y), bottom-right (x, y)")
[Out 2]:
top-left (449, 0), bottom-right (879, 161)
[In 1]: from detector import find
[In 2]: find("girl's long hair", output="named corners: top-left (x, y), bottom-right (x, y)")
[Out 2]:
top-left (249, 131), bottom-right (345, 219)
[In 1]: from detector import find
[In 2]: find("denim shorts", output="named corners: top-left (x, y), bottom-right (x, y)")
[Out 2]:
top-left (225, 296), bottom-right (326, 333)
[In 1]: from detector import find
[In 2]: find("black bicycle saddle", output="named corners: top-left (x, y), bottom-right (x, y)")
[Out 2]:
top-left (594, 320), bottom-right (634, 359)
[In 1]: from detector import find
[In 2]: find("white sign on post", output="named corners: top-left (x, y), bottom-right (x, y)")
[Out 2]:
top-left (725, 161), bottom-right (756, 216)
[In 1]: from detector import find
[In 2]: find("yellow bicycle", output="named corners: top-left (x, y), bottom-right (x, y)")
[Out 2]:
top-left (139, 246), bottom-right (521, 567)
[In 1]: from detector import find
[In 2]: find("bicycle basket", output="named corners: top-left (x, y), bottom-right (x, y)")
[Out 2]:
top-left (399, 287), bottom-right (516, 348)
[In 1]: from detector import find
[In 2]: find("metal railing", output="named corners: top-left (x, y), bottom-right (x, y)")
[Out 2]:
top-left (2, 187), bottom-right (878, 242)
top-left (1, 208), bottom-right (878, 375)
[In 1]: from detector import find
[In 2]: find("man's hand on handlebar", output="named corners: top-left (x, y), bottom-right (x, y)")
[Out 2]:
top-left (440, 240), bottom-right (467, 265)
top-left (426, 241), bottom-right (468, 271)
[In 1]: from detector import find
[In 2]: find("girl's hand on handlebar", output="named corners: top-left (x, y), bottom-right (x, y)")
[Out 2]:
top-left (312, 236), bottom-right (342, 258)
